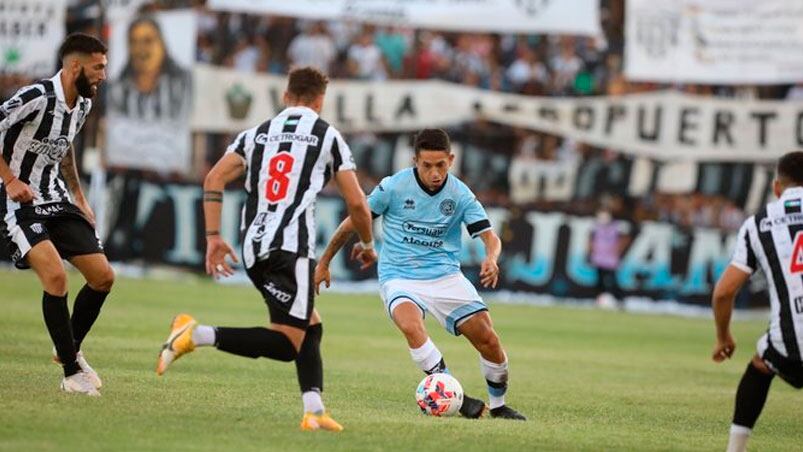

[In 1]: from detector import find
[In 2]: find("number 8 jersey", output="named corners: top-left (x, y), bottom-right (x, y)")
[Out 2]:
top-left (225, 106), bottom-right (355, 268)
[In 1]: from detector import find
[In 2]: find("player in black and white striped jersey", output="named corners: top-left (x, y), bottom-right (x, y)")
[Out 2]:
top-left (156, 67), bottom-right (375, 432)
top-left (712, 151), bottom-right (803, 452)
top-left (0, 34), bottom-right (114, 396)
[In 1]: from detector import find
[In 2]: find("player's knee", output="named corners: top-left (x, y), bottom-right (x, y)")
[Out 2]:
top-left (90, 266), bottom-right (115, 292)
top-left (42, 270), bottom-right (68, 296)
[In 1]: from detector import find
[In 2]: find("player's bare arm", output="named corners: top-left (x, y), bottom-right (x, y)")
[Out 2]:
top-left (334, 169), bottom-right (376, 269)
top-left (711, 265), bottom-right (750, 362)
top-left (61, 143), bottom-right (94, 223)
top-left (314, 216), bottom-right (357, 294)
top-left (478, 229), bottom-right (501, 288)
top-left (203, 152), bottom-right (245, 278)
top-left (0, 156), bottom-right (34, 203)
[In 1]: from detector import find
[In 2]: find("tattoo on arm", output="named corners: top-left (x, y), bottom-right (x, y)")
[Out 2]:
top-left (60, 144), bottom-right (83, 196)
top-left (322, 222), bottom-right (356, 264)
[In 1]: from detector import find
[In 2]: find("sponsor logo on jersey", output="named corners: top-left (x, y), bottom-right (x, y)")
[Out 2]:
top-left (404, 198), bottom-right (415, 209)
top-left (254, 132), bottom-right (319, 146)
top-left (263, 281), bottom-right (293, 304)
top-left (403, 221), bottom-right (448, 238)
top-left (760, 213), bottom-right (803, 232)
top-left (402, 236), bottom-right (443, 248)
top-left (29, 223), bottom-right (44, 234)
top-left (34, 204), bottom-right (64, 216)
top-left (27, 136), bottom-right (70, 163)
top-left (439, 199), bottom-right (456, 216)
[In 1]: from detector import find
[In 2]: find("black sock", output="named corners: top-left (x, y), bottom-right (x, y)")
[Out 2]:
top-left (71, 284), bottom-right (109, 351)
top-left (295, 323), bottom-right (323, 393)
top-left (215, 327), bottom-right (298, 362)
top-left (42, 292), bottom-right (80, 377)
top-left (732, 362), bottom-right (775, 429)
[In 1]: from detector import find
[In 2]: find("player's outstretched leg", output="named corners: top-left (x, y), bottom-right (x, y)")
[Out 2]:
top-left (458, 312), bottom-right (525, 421)
top-left (295, 314), bottom-right (342, 432)
top-left (393, 302), bottom-right (486, 418)
top-left (726, 356), bottom-right (775, 452)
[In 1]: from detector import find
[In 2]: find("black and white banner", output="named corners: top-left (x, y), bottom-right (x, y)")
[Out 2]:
top-left (192, 65), bottom-right (803, 162)
top-left (65, 173), bottom-right (759, 308)
top-left (625, 0), bottom-right (803, 84)
top-left (0, 0), bottom-right (66, 77)
top-left (207, 0), bottom-right (600, 36)
top-left (105, 10), bottom-right (196, 173)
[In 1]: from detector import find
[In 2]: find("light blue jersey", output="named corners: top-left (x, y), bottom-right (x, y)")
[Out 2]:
top-left (367, 168), bottom-right (492, 284)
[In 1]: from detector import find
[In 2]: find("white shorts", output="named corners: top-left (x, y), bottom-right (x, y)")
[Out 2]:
top-left (379, 273), bottom-right (487, 336)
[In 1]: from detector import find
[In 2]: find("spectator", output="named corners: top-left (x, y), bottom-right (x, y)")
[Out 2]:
top-left (287, 21), bottom-right (336, 74)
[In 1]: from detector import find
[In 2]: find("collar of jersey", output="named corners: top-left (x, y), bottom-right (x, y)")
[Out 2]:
top-left (413, 168), bottom-right (448, 197)
top-left (50, 70), bottom-right (84, 112)
top-left (280, 105), bottom-right (318, 116)
top-left (781, 186), bottom-right (803, 199)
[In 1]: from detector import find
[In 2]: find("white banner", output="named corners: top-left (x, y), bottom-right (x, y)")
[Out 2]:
top-left (208, 0), bottom-right (600, 36)
top-left (106, 10), bottom-right (196, 173)
top-left (0, 0), bottom-right (66, 77)
top-left (192, 64), bottom-right (803, 162)
top-left (625, 0), bottom-right (803, 84)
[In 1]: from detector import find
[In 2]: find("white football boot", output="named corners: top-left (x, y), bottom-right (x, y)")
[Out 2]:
top-left (53, 349), bottom-right (102, 389)
top-left (60, 371), bottom-right (101, 396)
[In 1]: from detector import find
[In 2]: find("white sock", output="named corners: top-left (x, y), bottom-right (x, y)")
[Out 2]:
top-left (409, 338), bottom-right (445, 373)
top-left (302, 391), bottom-right (325, 414)
top-left (727, 424), bottom-right (751, 452)
top-left (480, 355), bottom-right (509, 409)
top-left (192, 325), bottom-right (216, 346)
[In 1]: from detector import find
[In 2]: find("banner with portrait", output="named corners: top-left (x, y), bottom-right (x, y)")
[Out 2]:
top-left (207, 0), bottom-right (601, 36)
top-left (191, 65), bottom-right (803, 162)
top-left (0, 0), bottom-right (66, 77)
top-left (105, 10), bottom-right (196, 173)
top-left (625, 0), bottom-right (803, 84)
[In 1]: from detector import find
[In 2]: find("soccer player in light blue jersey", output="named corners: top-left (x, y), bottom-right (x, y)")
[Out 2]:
top-left (315, 129), bottom-right (525, 420)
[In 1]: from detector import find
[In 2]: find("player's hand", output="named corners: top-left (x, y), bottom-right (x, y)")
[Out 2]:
top-left (205, 235), bottom-right (238, 279)
top-left (5, 177), bottom-right (34, 203)
top-left (74, 196), bottom-right (96, 226)
top-left (712, 334), bottom-right (736, 362)
top-left (479, 257), bottom-right (500, 288)
top-left (314, 263), bottom-right (331, 295)
top-left (350, 242), bottom-right (377, 270)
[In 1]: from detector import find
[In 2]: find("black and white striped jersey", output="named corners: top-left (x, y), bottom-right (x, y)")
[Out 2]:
top-left (732, 186), bottom-right (803, 362)
top-left (225, 106), bottom-right (356, 268)
top-left (0, 72), bottom-right (92, 215)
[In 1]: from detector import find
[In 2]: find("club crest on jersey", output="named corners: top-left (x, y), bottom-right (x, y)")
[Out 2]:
top-left (404, 198), bottom-right (416, 209)
top-left (439, 199), bottom-right (456, 216)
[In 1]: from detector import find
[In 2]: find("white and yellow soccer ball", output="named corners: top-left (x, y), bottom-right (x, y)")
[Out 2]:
top-left (415, 373), bottom-right (464, 416)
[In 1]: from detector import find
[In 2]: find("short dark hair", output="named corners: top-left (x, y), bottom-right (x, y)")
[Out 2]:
top-left (777, 151), bottom-right (803, 185)
top-left (286, 67), bottom-right (328, 101)
top-left (59, 33), bottom-right (107, 60)
top-left (414, 129), bottom-right (451, 154)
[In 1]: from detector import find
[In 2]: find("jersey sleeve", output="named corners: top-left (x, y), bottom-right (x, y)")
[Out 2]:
top-left (0, 85), bottom-right (45, 133)
top-left (730, 219), bottom-right (756, 274)
top-left (367, 176), bottom-right (392, 218)
top-left (330, 130), bottom-right (356, 173)
top-left (462, 193), bottom-right (492, 238)
top-left (224, 129), bottom-right (250, 163)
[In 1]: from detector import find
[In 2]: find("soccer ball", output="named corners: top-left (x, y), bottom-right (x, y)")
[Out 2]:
top-left (415, 373), bottom-right (464, 416)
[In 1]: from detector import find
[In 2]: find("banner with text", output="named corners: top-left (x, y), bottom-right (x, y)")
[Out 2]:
top-left (192, 65), bottom-right (803, 162)
top-left (63, 173), bottom-right (763, 308)
top-left (625, 0), bottom-right (803, 84)
top-left (0, 0), bottom-right (66, 77)
top-left (208, 0), bottom-right (600, 36)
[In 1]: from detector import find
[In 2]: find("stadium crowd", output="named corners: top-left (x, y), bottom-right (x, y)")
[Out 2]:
top-left (2, 0), bottom-right (797, 232)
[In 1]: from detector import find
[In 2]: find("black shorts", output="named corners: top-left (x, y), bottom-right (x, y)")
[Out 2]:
top-left (246, 250), bottom-right (315, 329)
top-left (762, 341), bottom-right (803, 389)
top-left (1, 202), bottom-right (103, 269)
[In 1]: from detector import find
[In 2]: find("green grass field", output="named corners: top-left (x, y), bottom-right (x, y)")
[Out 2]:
top-left (0, 269), bottom-right (800, 451)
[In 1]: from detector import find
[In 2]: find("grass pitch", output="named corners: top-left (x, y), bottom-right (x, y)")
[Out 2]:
top-left (0, 269), bottom-right (800, 451)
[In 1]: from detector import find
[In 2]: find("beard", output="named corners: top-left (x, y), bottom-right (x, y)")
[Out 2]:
top-left (75, 68), bottom-right (96, 98)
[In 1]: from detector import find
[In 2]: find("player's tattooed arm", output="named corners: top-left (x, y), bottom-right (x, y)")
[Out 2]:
top-left (478, 230), bottom-right (502, 288)
top-left (314, 217), bottom-right (357, 294)
top-left (61, 144), bottom-right (95, 224)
